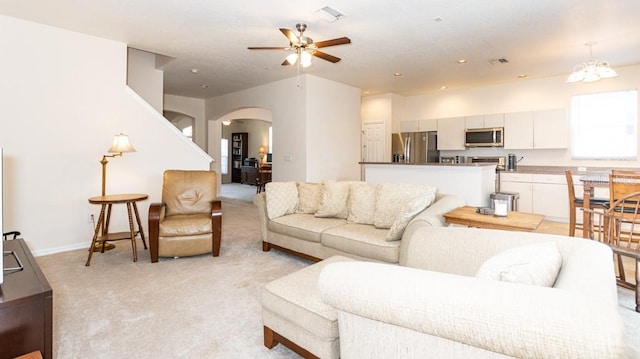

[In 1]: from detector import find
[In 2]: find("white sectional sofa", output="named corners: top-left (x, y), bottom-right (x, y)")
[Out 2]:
top-left (318, 226), bottom-right (626, 359)
top-left (253, 180), bottom-right (465, 263)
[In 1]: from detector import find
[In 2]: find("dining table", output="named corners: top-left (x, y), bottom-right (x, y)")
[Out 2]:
top-left (579, 173), bottom-right (609, 238)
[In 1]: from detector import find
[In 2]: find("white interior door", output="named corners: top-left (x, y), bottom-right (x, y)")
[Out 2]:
top-left (362, 123), bottom-right (385, 162)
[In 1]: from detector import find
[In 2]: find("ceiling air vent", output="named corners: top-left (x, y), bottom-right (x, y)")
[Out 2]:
top-left (489, 58), bottom-right (509, 65)
top-left (315, 6), bottom-right (346, 22)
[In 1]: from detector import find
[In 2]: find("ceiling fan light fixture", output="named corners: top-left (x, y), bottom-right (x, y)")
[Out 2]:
top-left (567, 42), bottom-right (618, 83)
top-left (286, 52), bottom-right (298, 65)
top-left (300, 51), bottom-right (313, 68)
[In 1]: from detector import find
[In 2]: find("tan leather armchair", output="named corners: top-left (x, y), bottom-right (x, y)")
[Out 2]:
top-left (148, 170), bottom-right (222, 263)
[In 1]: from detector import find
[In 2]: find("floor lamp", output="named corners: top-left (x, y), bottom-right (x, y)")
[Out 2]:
top-left (94, 133), bottom-right (135, 252)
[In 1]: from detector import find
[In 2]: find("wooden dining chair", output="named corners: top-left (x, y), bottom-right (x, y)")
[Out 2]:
top-left (565, 170), bottom-right (608, 236)
top-left (586, 190), bottom-right (640, 313)
top-left (610, 172), bottom-right (640, 205)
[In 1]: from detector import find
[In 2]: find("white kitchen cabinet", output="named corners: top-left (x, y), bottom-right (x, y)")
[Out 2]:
top-left (503, 111), bottom-right (534, 149)
top-left (465, 113), bottom-right (504, 129)
top-left (437, 117), bottom-right (466, 150)
top-left (400, 120), bottom-right (419, 132)
top-left (418, 118), bottom-right (438, 131)
top-left (504, 109), bottom-right (568, 149)
top-left (499, 173), bottom-right (533, 212)
top-left (500, 172), bottom-right (571, 221)
top-left (533, 109), bottom-right (568, 149)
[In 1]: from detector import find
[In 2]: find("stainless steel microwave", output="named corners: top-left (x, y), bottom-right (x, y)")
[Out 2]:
top-left (465, 127), bottom-right (504, 147)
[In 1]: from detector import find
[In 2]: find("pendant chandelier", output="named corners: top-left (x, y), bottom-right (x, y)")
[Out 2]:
top-left (567, 42), bottom-right (618, 83)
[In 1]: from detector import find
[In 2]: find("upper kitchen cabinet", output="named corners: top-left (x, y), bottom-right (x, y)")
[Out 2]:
top-left (418, 118), bottom-right (438, 131)
top-left (437, 116), bottom-right (465, 150)
top-left (533, 109), bottom-right (568, 149)
top-left (504, 109), bottom-right (568, 149)
top-left (400, 120), bottom-right (419, 132)
top-left (465, 113), bottom-right (504, 129)
top-left (504, 111), bottom-right (534, 149)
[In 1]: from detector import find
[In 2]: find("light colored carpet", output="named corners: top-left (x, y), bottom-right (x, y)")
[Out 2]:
top-left (36, 200), bottom-right (309, 358)
top-left (34, 189), bottom-right (640, 358)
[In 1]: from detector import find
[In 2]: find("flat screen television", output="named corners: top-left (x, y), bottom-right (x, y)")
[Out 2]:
top-left (266, 153), bottom-right (272, 163)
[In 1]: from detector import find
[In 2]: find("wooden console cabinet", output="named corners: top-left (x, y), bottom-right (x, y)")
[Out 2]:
top-left (0, 239), bottom-right (53, 359)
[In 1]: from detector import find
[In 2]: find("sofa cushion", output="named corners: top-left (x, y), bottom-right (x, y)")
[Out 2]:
top-left (347, 182), bottom-right (377, 225)
top-left (475, 242), bottom-right (563, 287)
top-left (321, 224), bottom-right (400, 263)
top-left (315, 181), bottom-right (352, 219)
top-left (374, 184), bottom-right (437, 229)
top-left (262, 255), bottom-right (356, 343)
top-left (296, 182), bottom-right (323, 214)
top-left (265, 182), bottom-right (299, 219)
top-left (269, 213), bottom-right (347, 243)
top-left (385, 195), bottom-right (434, 241)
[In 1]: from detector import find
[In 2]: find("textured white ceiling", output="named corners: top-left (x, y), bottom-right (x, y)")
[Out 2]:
top-left (2, 0), bottom-right (639, 99)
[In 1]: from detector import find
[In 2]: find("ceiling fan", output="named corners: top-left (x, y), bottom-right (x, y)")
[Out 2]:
top-left (248, 23), bottom-right (351, 68)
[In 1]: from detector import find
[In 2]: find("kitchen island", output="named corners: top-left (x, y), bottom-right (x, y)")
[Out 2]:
top-left (361, 162), bottom-right (496, 207)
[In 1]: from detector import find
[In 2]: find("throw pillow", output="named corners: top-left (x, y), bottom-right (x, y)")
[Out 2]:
top-left (315, 181), bottom-right (351, 219)
top-left (475, 242), bottom-right (563, 287)
top-left (265, 182), bottom-right (299, 219)
top-left (373, 184), bottom-right (437, 229)
top-left (347, 182), bottom-right (377, 224)
top-left (385, 194), bottom-right (434, 241)
top-left (296, 182), bottom-right (322, 214)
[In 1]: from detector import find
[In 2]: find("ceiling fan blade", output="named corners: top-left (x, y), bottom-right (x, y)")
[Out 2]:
top-left (313, 51), bottom-right (341, 63)
top-left (247, 46), bottom-right (289, 50)
top-left (281, 59), bottom-right (292, 66)
top-left (315, 37), bottom-right (351, 48)
top-left (279, 28), bottom-right (299, 44)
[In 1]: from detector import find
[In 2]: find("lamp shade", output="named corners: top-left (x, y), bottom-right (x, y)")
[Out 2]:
top-left (108, 133), bottom-right (136, 153)
top-left (286, 52), bottom-right (298, 65)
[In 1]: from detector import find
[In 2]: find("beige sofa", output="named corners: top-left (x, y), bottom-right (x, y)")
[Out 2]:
top-left (318, 226), bottom-right (626, 359)
top-left (253, 181), bottom-right (465, 263)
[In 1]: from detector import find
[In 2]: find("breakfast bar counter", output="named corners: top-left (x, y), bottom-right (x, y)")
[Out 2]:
top-left (361, 162), bottom-right (496, 207)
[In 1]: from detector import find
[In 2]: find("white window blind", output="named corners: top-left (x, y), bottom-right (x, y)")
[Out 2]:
top-left (571, 89), bottom-right (638, 160)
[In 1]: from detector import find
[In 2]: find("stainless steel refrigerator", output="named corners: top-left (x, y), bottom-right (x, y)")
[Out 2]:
top-left (391, 131), bottom-right (439, 163)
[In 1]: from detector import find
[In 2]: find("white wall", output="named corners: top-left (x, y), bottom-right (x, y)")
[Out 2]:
top-left (164, 94), bottom-right (207, 151)
top-left (127, 48), bottom-right (164, 113)
top-left (0, 15), bottom-right (211, 255)
top-left (207, 74), bottom-right (361, 183)
top-left (391, 64), bottom-right (640, 168)
top-left (305, 75), bottom-right (361, 181)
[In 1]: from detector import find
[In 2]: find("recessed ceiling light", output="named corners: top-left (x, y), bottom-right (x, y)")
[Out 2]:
top-left (393, 72), bottom-right (403, 77)
top-left (200, 84), bottom-right (208, 89)
top-left (433, 16), bottom-right (443, 22)
top-left (457, 59), bottom-right (468, 64)
top-left (363, 90), bottom-right (371, 95)
top-left (440, 86), bottom-right (448, 90)
top-left (190, 68), bottom-right (199, 74)
top-left (517, 74), bottom-right (528, 79)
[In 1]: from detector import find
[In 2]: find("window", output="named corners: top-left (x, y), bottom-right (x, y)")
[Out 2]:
top-left (571, 89), bottom-right (638, 160)
top-left (182, 126), bottom-right (193, 141)
top-left (220, 139), bottom-right (228, 175)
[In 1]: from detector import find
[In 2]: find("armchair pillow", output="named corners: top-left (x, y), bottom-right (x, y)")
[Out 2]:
top-left (475, 242), bottom-right (563, 287)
